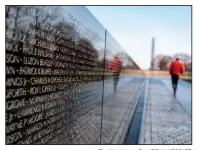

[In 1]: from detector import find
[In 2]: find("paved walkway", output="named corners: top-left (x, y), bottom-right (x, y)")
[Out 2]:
top-left (161, 78), bottom-right (191, 115)
top-left (101, 77), bottom-right (145, 144)
top-left (139, 77), bottom-right (191, 144)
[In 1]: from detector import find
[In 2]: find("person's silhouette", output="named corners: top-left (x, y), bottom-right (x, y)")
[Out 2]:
top-left (109, 56), bottom-right (122, 92)
top-left (169, 58), bottom-right (185, 96)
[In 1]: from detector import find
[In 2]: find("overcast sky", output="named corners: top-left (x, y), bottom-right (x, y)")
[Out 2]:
top-left (87, 6), bottom-right (191, 69)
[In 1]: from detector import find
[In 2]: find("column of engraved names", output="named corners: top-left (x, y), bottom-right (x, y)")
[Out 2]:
top-left (46, 36), bottom-right (104, 144)
top-left (6, 6), bottom-right (75, 144)
top-left (46, 8), bottom-right (104, 144)
top-left (6, 6), bottom-right (104, 144)
top-left (67, 44), bottom-right (103, 144)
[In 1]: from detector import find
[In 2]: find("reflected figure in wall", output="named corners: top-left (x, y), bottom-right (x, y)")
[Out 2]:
top-left (109, 56), bottom-right (122, 92)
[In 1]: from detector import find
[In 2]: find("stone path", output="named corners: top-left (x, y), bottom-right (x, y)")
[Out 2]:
top-left (161, 78), bottom-right (191, 115)
top-left (139, 78), bottom-right (191, 144)
top-left (101, 78), bottom-right (145, 144)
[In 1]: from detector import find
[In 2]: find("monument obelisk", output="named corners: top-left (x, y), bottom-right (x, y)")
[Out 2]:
top-left (150, 37), bottom-right (155, 70)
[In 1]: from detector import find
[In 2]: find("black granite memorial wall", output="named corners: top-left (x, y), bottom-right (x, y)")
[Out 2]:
top-left (6, 6), bottom-right (145, 144)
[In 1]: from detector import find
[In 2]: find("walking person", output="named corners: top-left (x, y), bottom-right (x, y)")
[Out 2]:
top-left (109, 56), bottom-right (122, 92)
top-left (169, 58), bottom-right (185, 96)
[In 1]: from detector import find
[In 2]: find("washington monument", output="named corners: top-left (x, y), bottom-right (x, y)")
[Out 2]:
top-left (150, 37), bottom-right (155, 70)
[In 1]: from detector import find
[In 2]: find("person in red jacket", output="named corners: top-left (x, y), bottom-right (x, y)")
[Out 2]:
top-left (169, 58), bottom-right (185, 96)
top-left (109, 56), bottom-right (122, 92)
